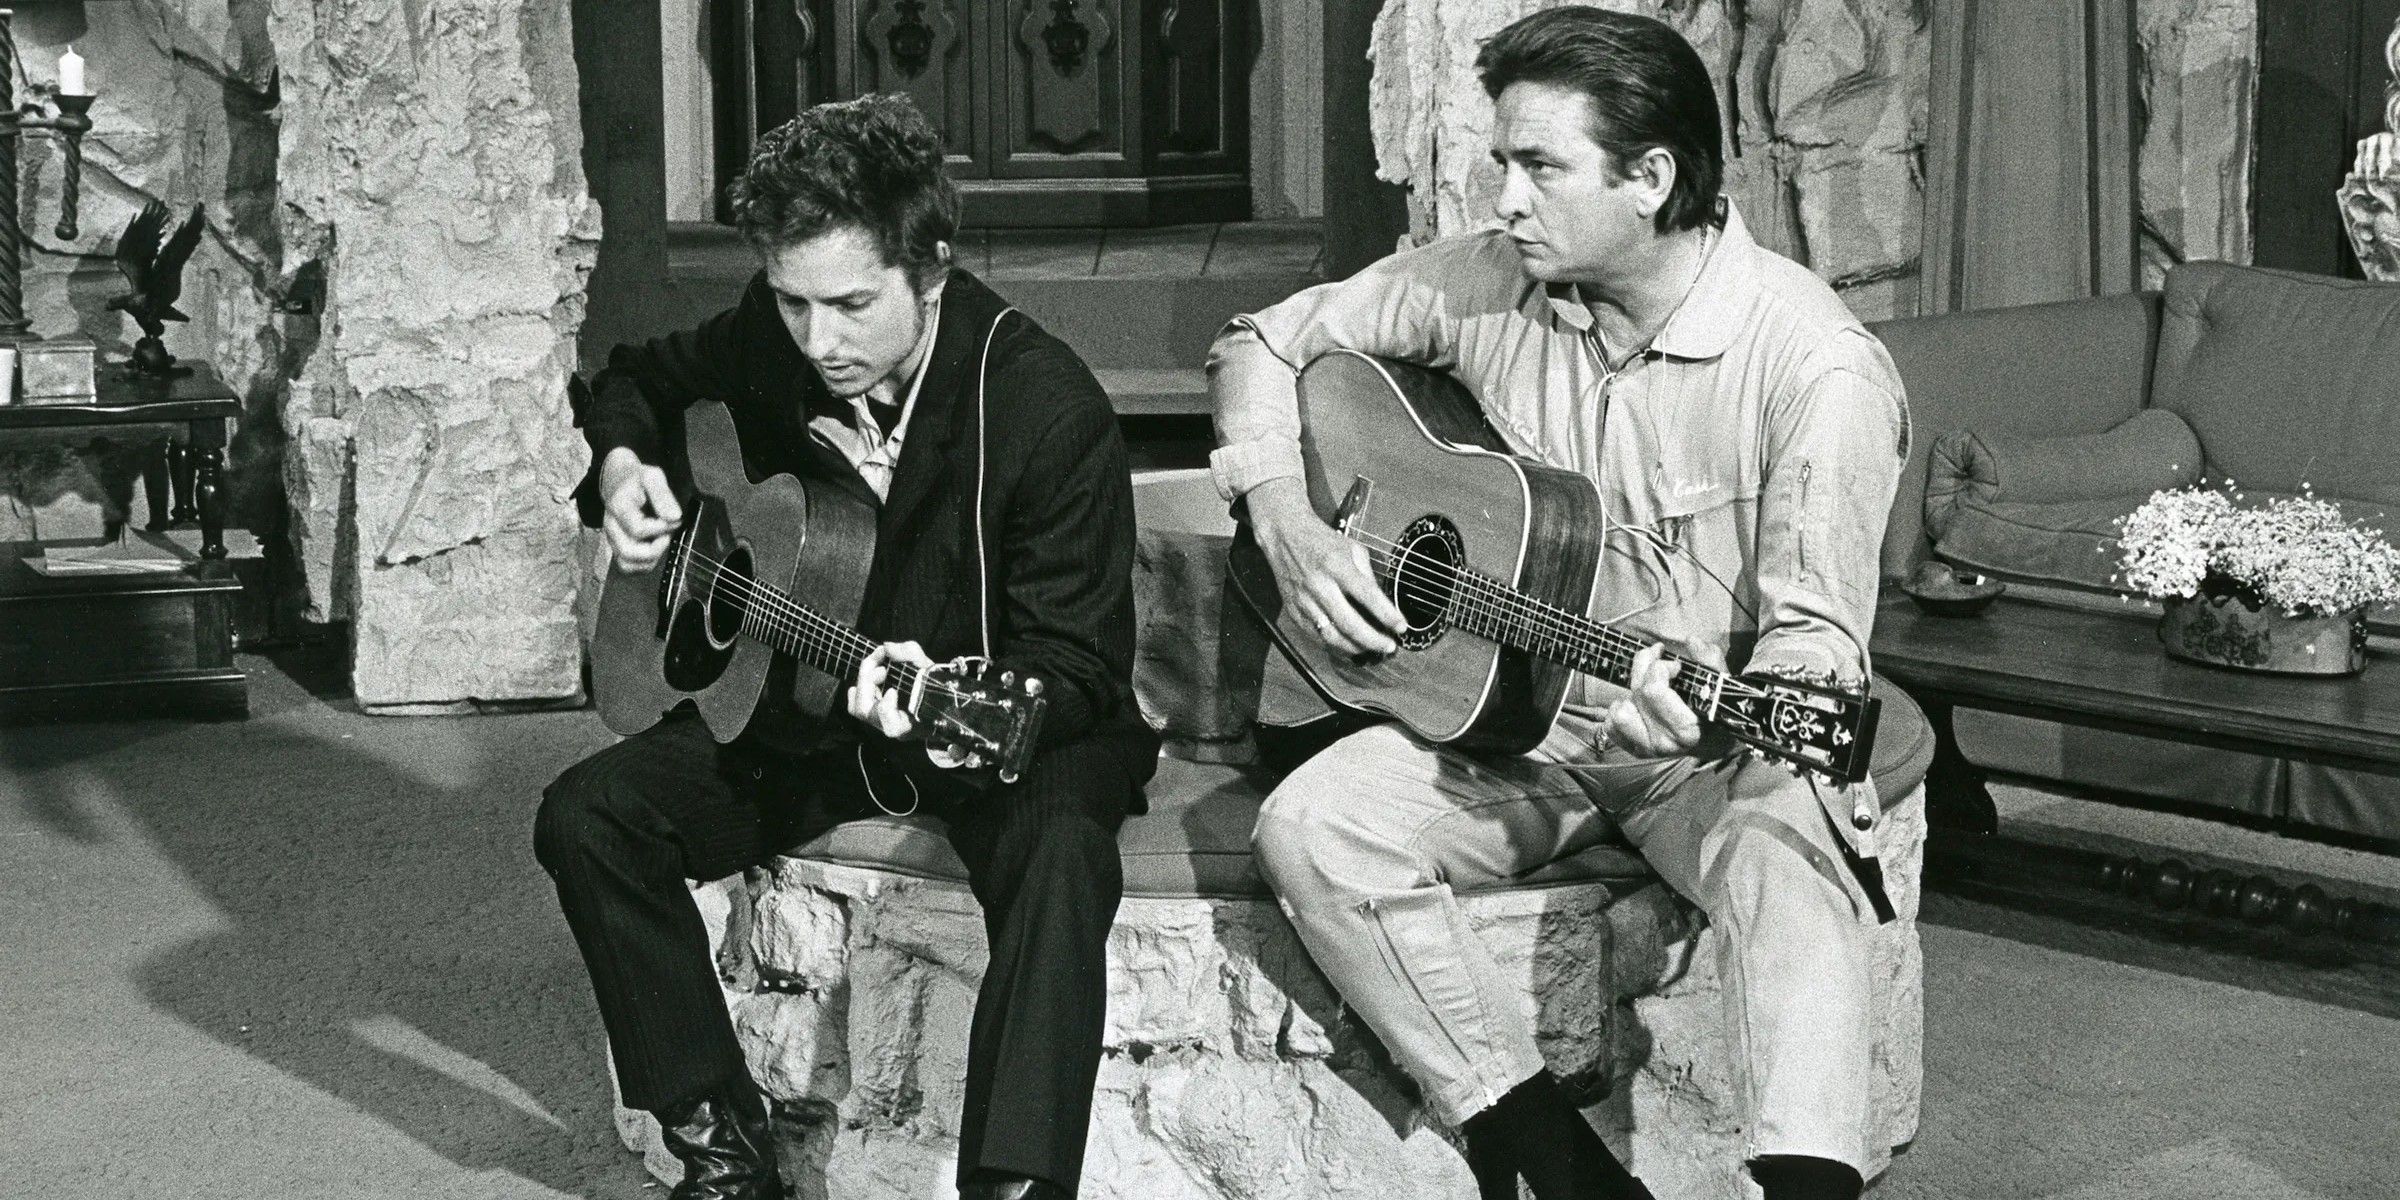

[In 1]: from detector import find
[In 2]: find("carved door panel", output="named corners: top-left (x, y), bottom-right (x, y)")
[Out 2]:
top-left (835, 0), bottom-right (990, 177)
top-left (1153, 0), bottom-right (1229, 165)
top-left (995, 0), bottom-right (1133, 178)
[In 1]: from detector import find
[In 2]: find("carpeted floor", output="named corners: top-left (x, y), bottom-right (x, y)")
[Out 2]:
top-left (3, 651), bottom-right (2393, 1199)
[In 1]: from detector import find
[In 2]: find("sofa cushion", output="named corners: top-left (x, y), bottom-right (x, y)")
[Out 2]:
top-left (780, 677), bottom-right (1934, 899)
top-left (1870, 291), bottom-right (2161, 581)
top-left (1925, 495), bottom-right (2135, 592)
top-left (2151, 262), bottom-right (2400, 504)
top-left (1920, 409), bottom-right (2199, 593)
top-left (1926, 409), bottom-right (2202, 518)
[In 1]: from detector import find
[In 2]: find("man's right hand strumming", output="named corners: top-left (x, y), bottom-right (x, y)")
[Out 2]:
top-left (1247, 477), bottom-right (1406, 659)
top-left (600, 446), bottom-right (685, 571)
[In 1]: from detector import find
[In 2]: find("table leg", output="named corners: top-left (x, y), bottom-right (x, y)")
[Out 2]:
top-left (143, 445), bottom-right (170, 530)
top-left (1920, 695), bottom-right (1999, 835)
top-left (196, 447), bottom-right (226, 559)
top-left (167, 438), bottom-right (196, 524)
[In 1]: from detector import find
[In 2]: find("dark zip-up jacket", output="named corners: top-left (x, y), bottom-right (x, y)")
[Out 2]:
top-left (573, 268), bottom-right (1158, 802)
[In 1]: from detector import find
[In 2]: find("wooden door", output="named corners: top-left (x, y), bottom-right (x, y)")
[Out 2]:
top-left (1152, 0), bottom-right (1236, 168)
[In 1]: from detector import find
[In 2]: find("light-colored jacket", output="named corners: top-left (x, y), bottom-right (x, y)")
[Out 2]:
top-left (1206, 202), bottom-right (1910, 709)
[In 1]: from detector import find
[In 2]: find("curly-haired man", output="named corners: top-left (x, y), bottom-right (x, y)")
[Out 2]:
top-left (538, 94), bottom-right (1156, 1200)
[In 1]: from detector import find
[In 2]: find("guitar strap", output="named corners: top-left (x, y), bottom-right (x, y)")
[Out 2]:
top-left (859, 304), bottom-right (1019, 819)
top-left (973, 306), bottom-right (1021, 659)
top-left (1812, 779), bottom-right (1898, 924)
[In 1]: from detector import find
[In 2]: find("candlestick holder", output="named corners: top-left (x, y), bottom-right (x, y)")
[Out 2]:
top-left (0, 8), bottom-right (95, 344)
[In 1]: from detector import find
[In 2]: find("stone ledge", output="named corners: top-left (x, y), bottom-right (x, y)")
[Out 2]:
top-left (617, 785), bottom-right (1926, 1199)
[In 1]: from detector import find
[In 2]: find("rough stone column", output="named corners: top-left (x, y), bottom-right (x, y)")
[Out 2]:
top-left (271, 0), bottom-right (600, 711)
top-left (2137, 0), bottom-right (2255, 286)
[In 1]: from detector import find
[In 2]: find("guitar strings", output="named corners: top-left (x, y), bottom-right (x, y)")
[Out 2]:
top-left (1354, 525), bottom-right (1700, 678)
top-left (676, 550), bottom-right (986, 709)
top-left (1335, 525), bottom-right (1772, 711)
top-left (670, 544), bottom-right (968, 702)
top-left (672, 545), bottom-right (934, 693)
top-left (664, 541), bottom-right (987, 706)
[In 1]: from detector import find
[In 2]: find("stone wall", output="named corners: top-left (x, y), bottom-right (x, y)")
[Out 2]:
top-left (2136, 0), bottom-right (2255, 288)
top-left (1365, 0), bottom-right (2255, 320)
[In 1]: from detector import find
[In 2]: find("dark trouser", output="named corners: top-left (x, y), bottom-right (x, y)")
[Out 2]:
top-left (534, 712), bottom-right (1133, 1191)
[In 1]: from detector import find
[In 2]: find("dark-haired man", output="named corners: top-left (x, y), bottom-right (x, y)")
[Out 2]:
top-left (1212, 9), bottom-right (1907, 1200)
top-left (537, 94), bottom-right (1156, 1200)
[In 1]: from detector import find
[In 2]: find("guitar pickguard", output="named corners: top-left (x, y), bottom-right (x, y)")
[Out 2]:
top-left (659, 496), bottom-right (742, 694)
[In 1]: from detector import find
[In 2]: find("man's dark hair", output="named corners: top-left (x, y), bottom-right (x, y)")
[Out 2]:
top-left (727, 93), bottom-right (960, 290)
top-left (1476, 6), bottom-right (1723, 234)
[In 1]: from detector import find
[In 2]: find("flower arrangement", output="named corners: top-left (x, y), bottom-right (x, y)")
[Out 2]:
top-left (2115, 484), bottom-right (2400, 616)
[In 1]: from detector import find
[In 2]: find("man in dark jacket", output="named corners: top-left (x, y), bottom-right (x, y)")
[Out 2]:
top-left (536, 95), bottom-right (1156, 1200)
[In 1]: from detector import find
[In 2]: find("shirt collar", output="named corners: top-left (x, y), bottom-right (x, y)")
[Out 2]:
top-left (1537, 198), bottom-right (1759, 361)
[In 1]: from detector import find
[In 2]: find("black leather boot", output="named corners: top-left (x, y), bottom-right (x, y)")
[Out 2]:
top-left (1461, 1070), bottom-right (1654, 1200)
top-left (959, 1170), bottom-right (1071, 1199)
top-left (656, 1086), bottom-right (784, 1200)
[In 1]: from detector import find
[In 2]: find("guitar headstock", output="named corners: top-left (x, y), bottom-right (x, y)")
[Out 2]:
top-left (914, 658), bottom-right (1048, 783)
top-left (1710, 673), bottom-right (1880, 787)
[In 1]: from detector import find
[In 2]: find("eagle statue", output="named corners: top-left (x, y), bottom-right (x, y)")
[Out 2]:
top-left (107, 200), bottom-right (206, 376)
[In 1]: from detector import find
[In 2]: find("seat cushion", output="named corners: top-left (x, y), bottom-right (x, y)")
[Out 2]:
top-left (782, 676), bottom-right (1934, 900)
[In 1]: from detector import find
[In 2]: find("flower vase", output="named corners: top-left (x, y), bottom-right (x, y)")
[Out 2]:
top-left (2157, 593), bottom-right (2368, 676)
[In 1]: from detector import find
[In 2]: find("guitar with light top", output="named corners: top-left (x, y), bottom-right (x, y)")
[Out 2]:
top-left (1227, 351), bottom-right (1879, 786)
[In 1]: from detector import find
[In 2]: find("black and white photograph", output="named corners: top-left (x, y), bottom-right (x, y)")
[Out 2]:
top-left (3, 2), bottom-right (2395, 1198)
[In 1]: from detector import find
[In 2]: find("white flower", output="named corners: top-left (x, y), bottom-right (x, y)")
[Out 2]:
top-left (2115, 486), bottom-right (2400, 614)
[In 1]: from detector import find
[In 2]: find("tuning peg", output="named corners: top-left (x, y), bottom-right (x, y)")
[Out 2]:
top-left (1024, 677), bottom-right (1044, 696)
top-left (1001, 670), bottom-right (1015, 686)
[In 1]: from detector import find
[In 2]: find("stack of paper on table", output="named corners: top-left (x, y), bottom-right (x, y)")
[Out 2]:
top-left (29, 530), bottom-right (197, 576)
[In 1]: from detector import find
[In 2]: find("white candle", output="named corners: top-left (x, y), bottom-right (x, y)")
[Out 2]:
top-left (58, 46), bottom-right (84, 96)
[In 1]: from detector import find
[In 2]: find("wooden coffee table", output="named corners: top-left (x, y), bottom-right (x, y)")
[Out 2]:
top-left (1869, 590), bottom-right (2400, 833)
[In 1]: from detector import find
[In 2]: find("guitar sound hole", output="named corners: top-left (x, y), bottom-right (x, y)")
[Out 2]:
top-left (1390, 516), bottom-right (1464, 650)
top-left (705, 545), bottom-right (755, 649)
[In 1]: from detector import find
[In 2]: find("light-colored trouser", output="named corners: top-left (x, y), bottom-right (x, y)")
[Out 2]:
top-left (1251, 711), bottom-right (1876, 1171)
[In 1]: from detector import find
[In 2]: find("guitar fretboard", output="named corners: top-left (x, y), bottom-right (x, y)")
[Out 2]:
top-left (666, 539), bottom-right (928, 697)
top-left (1368, 546), bottom-right (1727, 717)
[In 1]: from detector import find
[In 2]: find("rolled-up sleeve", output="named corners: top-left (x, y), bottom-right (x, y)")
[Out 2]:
top-left (1746, 336), bottom-right (1911, 689)
top-left (1206, 241), bottom-right (1464, 500)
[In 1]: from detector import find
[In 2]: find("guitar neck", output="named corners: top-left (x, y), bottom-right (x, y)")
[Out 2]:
top-left (1368, 550), bottom-right (1724, 718)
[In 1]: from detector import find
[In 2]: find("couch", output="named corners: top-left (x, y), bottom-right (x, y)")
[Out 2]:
top-left (1870, 260), bottom-right (2400, 841)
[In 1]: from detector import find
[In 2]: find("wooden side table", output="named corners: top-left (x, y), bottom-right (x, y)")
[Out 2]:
top-left (0, 364), bottom-right (248, 721)
top-left (0, 365), bottom-right (240, 556)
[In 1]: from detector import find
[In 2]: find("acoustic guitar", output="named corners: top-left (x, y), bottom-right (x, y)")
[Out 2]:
top-left (1227, 351), bottom-right (1879, 786)
top-left (589, 402), bottom-right (1047, 782)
